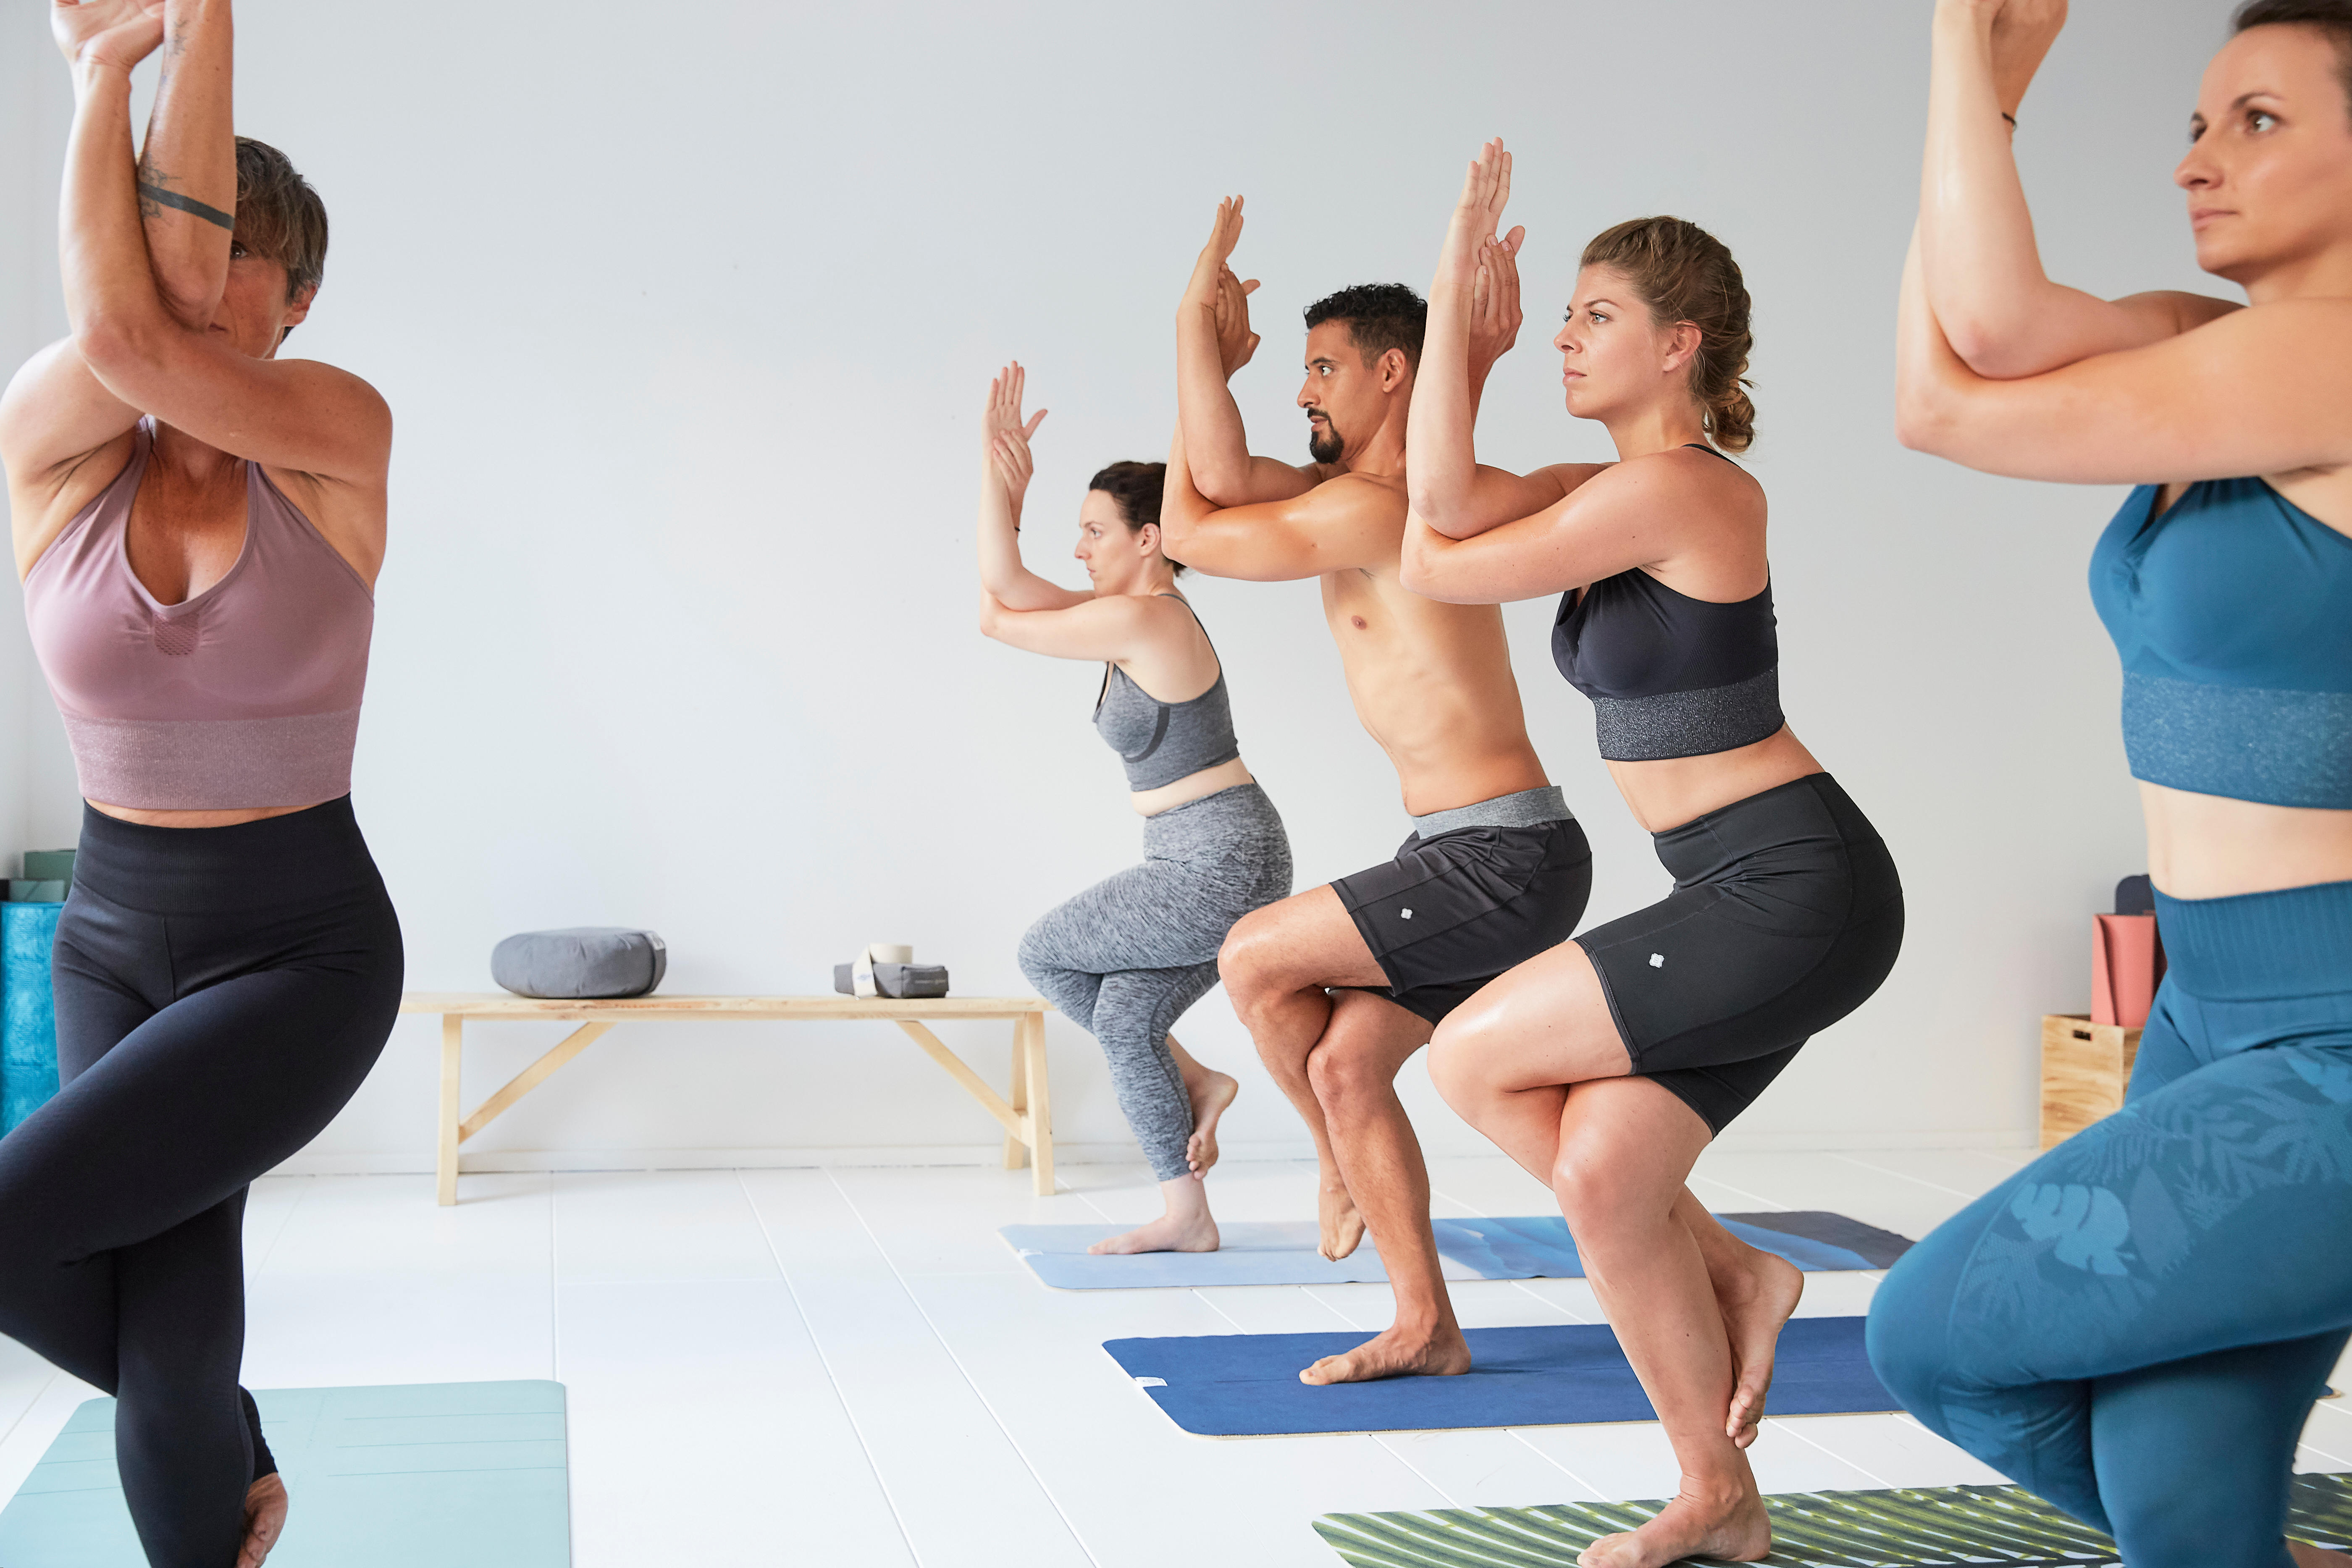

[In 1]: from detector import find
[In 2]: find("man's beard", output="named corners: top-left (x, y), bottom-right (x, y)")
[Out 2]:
top-left (1307, 410), bottom-right (1344, 465)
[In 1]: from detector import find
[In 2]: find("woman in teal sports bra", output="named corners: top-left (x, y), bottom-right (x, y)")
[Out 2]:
top-left (1872, 5), bottom-right (2352, 1565)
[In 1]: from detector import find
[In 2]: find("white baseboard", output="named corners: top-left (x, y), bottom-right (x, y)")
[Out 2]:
top-left (269, 1127), bottom-right (2034, 1178)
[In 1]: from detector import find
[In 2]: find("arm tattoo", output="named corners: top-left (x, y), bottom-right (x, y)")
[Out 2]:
top-left (136, 181), bottom-right (234, 232)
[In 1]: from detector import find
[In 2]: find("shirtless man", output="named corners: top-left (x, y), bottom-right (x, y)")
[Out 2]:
top-left (1160, 200), bottom-right (1593, 1384)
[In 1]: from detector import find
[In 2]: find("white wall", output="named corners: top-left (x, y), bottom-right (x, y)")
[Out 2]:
top-left (1, 0), bottom-right (2233, 1170)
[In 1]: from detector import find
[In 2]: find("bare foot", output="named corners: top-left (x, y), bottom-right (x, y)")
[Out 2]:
top-left (238, 1474), bottom-right (287, 1568)
top-left (2289, 1542), bottom-right (2352, 1566)
top-left (1578, 1480), bottom-right (1770, 1568)
top-left (1716, 1248), bottom-right (1803, 1449)
top-left (1299, 1321), bottom-right (1472, 1384)
top-left (1088, 1211), bottom-right (1219, 1254)
top-left (1318, 1183), bottom-right (1366, 1261)
top-left (1183, 1066), bottom-right (1239, 1178)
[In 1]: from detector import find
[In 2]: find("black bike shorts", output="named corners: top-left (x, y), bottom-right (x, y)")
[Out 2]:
top-left (1575, 773), bottom-right (1903, 1134)
top-left (1334, 815), bottom-right (1592, 1026)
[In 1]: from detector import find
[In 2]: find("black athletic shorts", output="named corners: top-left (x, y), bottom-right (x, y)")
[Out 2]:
top-left (1334, 815), bottom-right (1593, 1026)
top-left (1576, 772), bottom-right (1903, 1135)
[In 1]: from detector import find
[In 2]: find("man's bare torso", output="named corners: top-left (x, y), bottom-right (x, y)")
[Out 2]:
top-left (1314, 473), bottom-right (1548, 817)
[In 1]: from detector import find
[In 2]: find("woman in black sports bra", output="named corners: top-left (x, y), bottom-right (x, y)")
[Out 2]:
top-left (1398, 143), bottom-right (1905, 1568)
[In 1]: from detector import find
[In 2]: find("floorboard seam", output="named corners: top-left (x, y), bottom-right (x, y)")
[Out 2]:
top-left (1507, 1428), bottom-right (1599, 1495)
top-left (245, 1175), bottom-right (310, 1276)
top-left (822, 1167), bottom-right (1103, 1567)
top-left (1762, 1416), bottom-right (1893, 1489)
top-left (739, 1169), bottom-right (923, 1568)
top-left (1826, 1152), bottom-right (1981, 1201)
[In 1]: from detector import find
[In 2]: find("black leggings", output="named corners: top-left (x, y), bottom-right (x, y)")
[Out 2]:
top-left (0, 798), bottom-right (401, 1568)
top-left (1575, 773), bottom-right (1903, 1133)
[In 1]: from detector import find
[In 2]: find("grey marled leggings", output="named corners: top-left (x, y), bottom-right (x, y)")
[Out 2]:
top-left (1018, 783), bottom-right (1292, 1181)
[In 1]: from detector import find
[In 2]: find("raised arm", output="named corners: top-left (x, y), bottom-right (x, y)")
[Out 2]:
top-left (974, 362), bottom-right (1090, 617)
top-left (1175, 198), bottom-right (1319, 506)
top-left (1, 2), bottom-right (164, 574)
top-left (1896, 225), bottom-right (2352, 482)
top-left (1921, 0), bottom-right (2233, 378)
top-left (136, 0), bottom-right (235, 326)
top-left (1160, 421), bottom-right (1398, 583)
top-left (1406, 138), bottom-right (1590, 541)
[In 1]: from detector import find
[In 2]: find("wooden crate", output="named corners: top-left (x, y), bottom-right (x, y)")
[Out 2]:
top-left (2040, 1013), bottom-right (2142, 1149)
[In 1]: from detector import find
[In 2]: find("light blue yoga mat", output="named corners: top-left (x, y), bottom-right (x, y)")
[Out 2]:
top-left (1003, 1211), bottom-right (1908, 1290)
top-left (0, 1380), bottom-right (570, 1566)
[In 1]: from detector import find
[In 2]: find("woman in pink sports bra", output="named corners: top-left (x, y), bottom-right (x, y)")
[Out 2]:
top-left (0, 4), bottom-right (400, 1565)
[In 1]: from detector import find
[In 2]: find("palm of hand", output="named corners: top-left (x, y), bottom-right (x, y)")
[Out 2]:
top-left (51, 0), bottom-right (165, 70)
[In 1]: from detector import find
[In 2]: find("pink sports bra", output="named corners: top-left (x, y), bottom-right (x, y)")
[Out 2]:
top-left (21, 421), bottom-right (374, 811)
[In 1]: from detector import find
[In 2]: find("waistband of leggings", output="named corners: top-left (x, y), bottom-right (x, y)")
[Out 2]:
top-left (72, 794), bottom-right (382, 915)
top-left (1411, 785), bottom-right (1573, 839)
top-left (2153, 878), bottom-right (2352, 1001)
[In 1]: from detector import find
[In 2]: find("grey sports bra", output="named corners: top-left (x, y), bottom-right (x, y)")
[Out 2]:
top-left (1093, 595), bottom-right (1242, 790)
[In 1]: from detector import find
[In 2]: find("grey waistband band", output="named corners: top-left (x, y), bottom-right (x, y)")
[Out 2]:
top-left (1410, 784), bottom-right (1574, 838)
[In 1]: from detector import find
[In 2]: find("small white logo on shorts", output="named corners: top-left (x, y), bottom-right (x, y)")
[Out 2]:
top-left (1649, 953), bottom-right (1665, 968)
top-left (1400, 908), bottom-right (1414, 919)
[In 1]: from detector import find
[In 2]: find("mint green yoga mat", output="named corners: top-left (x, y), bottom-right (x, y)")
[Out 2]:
top-left (0, 1380), bottom-right (570, 1566)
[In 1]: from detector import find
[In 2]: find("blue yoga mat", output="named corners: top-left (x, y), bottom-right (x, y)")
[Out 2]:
top-left (0, 1380), bottom-right (570, 1566)
top-left (1005, 1210), bottom-right (1906, 1290)
top-left (1102, 1315), bottom-right (1895, 1436)
top-left (1, 902), bottom-right (63, 1135)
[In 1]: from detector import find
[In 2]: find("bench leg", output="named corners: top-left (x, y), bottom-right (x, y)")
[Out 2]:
top-left (1022, 1011), bottom-right (1054, 1196)
top-left (437, 1015), bottom-right (464, 1206)
top-left (1003, 1024), bottom-right (1030, 1171)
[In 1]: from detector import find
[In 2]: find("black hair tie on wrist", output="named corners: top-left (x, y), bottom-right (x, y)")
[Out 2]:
top-left (2001, 111), bottom-right (2018, 128)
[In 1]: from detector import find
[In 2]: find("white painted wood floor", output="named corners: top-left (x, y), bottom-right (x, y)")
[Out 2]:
top-left (0, 1146), bottom-right (2345, 1566)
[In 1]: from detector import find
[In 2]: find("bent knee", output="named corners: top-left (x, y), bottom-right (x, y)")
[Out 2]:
top-left (1425, 1010), bottom-right (1502, 1111)
top-left (1862, 1245), bottom-right (1965, 1411)
top-left (1305, 1039), bottom-right (1391, 1112)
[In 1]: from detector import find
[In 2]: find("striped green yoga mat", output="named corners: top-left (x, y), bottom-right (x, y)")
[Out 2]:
top-left (1315, 1473), bottom-right (2352, 1566)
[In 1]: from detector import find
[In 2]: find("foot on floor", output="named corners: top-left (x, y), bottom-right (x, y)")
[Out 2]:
top-left (238, 1474), bottom-right (288, 1568)
top-left (1577, 1478), bottom-right (1769, 1568)
top-left (1299, 1322), bottom-right (1471, 1385)
top-left (1717, 1246), bottom-right (1803, 1448)
top-left (1318, 1183), bottom-right (1366, 1261)
top-left (1088, 1211), bottom-right (1220, 1254)
top-left (1182, 1065), bottom-right (1239, 1178)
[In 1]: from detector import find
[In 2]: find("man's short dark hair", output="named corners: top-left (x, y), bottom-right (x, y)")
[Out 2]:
top-left (1303, 283), bottom-right (1428, 374)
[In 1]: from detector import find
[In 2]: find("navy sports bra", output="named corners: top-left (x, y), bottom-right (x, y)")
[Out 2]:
top-left (1550, 446), bottom-right (1784, 761)
top-left (1093, 595), bottom-right (1242, 791)
top-left (2090, 477), bottom-right (2352, 809)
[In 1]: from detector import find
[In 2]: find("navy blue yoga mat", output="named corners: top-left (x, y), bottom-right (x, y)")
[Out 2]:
top-left (1006, 1210), bottom-right (1908, 1290)
top-left (1102, 1315), bottom-right (1895, 1437)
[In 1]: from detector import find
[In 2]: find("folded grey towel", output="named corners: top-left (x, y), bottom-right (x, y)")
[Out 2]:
top-left (832, 962), bottom-right (950, 999)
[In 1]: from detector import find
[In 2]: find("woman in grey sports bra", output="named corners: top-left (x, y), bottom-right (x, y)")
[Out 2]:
top-left (974, 363), bottom-right (1292, 1255)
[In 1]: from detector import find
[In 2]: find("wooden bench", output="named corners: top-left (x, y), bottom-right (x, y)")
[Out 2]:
top-left (399, 992), bottom-right (1055, 1204)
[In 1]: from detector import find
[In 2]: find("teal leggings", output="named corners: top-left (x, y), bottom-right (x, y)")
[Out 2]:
top-left (1868, 879), bottom-right (2352, 1568)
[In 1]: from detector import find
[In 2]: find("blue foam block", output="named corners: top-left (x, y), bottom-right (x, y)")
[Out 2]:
top-left (0, 1380), bottom-right (570, 1566)
top-left (1, 902), bottom-right (63, 1134)
top-left (1102, 1315), bottom-right (1895, 1437)
top-left (1004, 1211), bottom-right (1889, 1290)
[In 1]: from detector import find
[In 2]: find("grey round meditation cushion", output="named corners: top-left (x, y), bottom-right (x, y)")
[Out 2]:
top-left (491, 928), bottom-right (667, 999)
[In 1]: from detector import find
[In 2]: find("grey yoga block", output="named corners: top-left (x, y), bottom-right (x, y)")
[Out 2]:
top-left (830, 962), bottom-right (951, 999)
top-left (492, 928), bottom-right (667, 999)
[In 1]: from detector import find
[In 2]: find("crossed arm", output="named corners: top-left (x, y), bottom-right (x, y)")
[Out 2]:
top-left (1159, 421), bottom-right (1404, 583)
top-left (1893, 1), bottom-right (2352, 483)
top-left (969, 364), bottom-right (1170, 662)
top-left (0, 0), bottom-right (388, 578)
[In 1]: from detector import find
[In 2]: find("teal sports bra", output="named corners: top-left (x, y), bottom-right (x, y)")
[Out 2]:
top-left (2090, 477), bottom-right (2352, 808)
